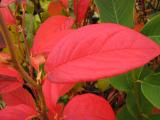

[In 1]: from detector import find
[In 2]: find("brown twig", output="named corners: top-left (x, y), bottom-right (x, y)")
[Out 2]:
top-left (0, 11), bottom-right (48, 120)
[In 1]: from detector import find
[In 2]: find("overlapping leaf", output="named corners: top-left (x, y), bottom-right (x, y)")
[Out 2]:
top-left (0, 0), bottom-right (15, 6)
top-left (32, 15), bottom-right (74, 56)
top-left (141, 73), bottom-right (160, 108)
top-left (45, 23), bottom-right (160, 83)
top-left (94, 0), bottom-right (135, 28)
top-left (141, 14), bottom-right (160, 44)
top-left (48, 1), bottom-right (64, 16)
top-left (0, 66), bottom-right (23, 94)
top-left (0, 104), bottom-right (36, 120)
top-left (60, 0), bottom-right (68, 8)
top-left (43, 78), bottom-right (75, 111)
top-left (0, 7), bottom-right (16, 25)
top-left (2, 87), bottom-right (35, 109)
top-left (63, 93), bottom-right (115, 120)
top-left (74, 0), bottom-right (91, 25)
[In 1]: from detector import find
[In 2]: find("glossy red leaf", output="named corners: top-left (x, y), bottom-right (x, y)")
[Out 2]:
top-left (0, 7), bottom-right (16, 25)
top-left (43, 78), bottom-right (75, 111)
top-left (45, 23), bottom-right (160, 83)
top-left (0, 104), bottom-right (36, 120)
top-left (0, 66), bottom-right (23, 94)
top-left (2, 87), bottom-right (35, 109)
top-left (32, 16), bottom-right (74, 56)
top-left (74, 0), bottom-right (91, 25)
top-left (63, 93), bottom-right (115, 120)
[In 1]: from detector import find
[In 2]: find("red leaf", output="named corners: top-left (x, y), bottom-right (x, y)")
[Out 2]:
top-left (42, 78), bottom-right (75, 111)
top-left (2, 87), bottom-right (35, 109)
top-left (0, 0), bottom-right (15, 6)
top-left (0, 104), bottom-right (37, 120)
top-left (48, 1), bottom-right (64, 16)
top-left (0, 0), bottom-right (26, 6)
top-left (0, 32), bottom-right (6, 49)
top-left (60, 0), bottom-right (68, 8)
top-left (45, 23), bottom-right (160, 83)
top-left (63, 93), bottom-right (115, 120)
top-left (32, 30), bottom-right (74, 57)
top-left (32, 15), bottom-right (74, 56)
top-left (0, 66), bottom-right (23, 94)
top-left (74, 0), bottom-right (91, 25)
top-left (0, 7), bottom-right (16, 25)
top-left (47, 104), bottom-right (64, 120)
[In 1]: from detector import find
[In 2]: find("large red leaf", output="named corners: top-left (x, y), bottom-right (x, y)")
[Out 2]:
top-left (42, 78), bottom-right (75, 112)
top-left (0, 104), bottom-right (36, 120)
top-left (32, 15), bottom-right (74, 56)
top-left (0, 7), bottom-right (16, 25)
top-left (74, 0), bottom-right (91, 25)
top-left (2, 87), bottom-right (35, 109)
top-left (63, 93), bottom-right (115, 120)
top-left (45, 23), bottom-right (160, 83)
top-left (0, 66), bottom-right (23, 94)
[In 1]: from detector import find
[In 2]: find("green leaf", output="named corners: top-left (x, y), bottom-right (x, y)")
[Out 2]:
top-left (141, 14), bottom-right (160, 44)
top-left (109, 72), bottom-right (133, 92)
top-left (141, 73), bottom-right (160, 109)
top-left (126, 90), bottom-right (153, 119)
top-left (117, 105), bottom-right (137, 120)
top-left (94, 0), bottom-right (135, 28)
top-left (26, 0), bottom-right (34, 14)
top-left (136, 66), bottom-right (153, 80)
top-left (149, 115), bottom-right (160, 120)
top-left (126, 91), bottom-right (139, 119)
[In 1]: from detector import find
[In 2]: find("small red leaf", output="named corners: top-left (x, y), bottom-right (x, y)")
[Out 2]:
top-left (0, 104), bottom-right (36, 120)
top-left (2, 87), bottom-right (35, 109)
top-left (48, 1), bottom-right (63, 16)
top-left (32, 15), bottom-right (74, 56)
top-left (60, 0), bottom-right (68, 8)
top-left (63, 93), bottom-right (115, 120)
top-left (74, 0), bottom-right (91, 25)
top-left (0, 7), bottom-right (16, 25)
top-left (43, 78), bottom-right (75, 111)
top-left (0, 66), bottom-right (23, 94)
top-left (45, 23), bottom-right (160, 83)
